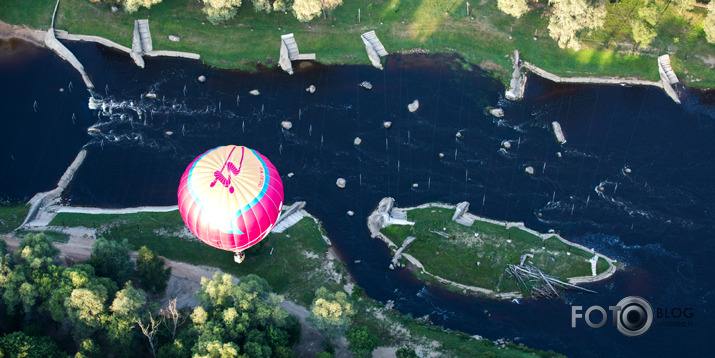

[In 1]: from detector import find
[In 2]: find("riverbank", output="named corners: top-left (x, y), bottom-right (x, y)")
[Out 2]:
top-left (1, 0), bottom-right (713, 88)
top-left (1, 208), bottom-right (560, 357)
top-left (368, 198), bottom-right (617, 299)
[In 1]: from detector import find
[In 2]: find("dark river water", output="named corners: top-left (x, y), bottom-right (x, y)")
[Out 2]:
top-left (1, 38), bottom-right (714, 357)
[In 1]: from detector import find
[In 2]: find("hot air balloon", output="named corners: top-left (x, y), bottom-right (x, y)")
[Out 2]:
top-left (177, 145), bottom-right (284, 263)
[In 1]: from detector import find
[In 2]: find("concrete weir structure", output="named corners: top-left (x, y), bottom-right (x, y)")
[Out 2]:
top-left (279, 33), bottom-right (316, 75)
top-left (361, 30), bottom-right (388, 70)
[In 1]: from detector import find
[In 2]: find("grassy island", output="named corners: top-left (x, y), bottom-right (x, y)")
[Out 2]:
top-left (375, 201), bottom-right (614, 298)
top-left (1, 0), bottom-right (714, 87)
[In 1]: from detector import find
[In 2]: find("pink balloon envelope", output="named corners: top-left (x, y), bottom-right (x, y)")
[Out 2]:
top-left (177, 145), bottom-right (284, 252)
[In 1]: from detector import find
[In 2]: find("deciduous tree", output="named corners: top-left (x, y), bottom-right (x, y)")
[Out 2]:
top-left (497, 0), bottom-right (530, 19)
top-left (123, 0), bottom-right (163, 13)
top-left (547, 0), bottom-right (607, 51)
top-left (293, 0), bottom-right (322, 22)
top-left (202, 0), bottom-right (243, 24)
top-left (136, 246), bottom-right (171, 294)
top-left (346, 326), bottom-right (380, 358)
top-left (88, 238), bottom-right (134, 286)
top-left (705, 1), bottom-right (715, 44)
top-left (308, 287), bottom-right (354, 338)
top-left (320, 0), bottom-right (343, 19)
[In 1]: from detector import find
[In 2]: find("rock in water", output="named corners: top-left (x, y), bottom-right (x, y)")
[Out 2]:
top-left (556, 152), bottom-right (562, 158)
top-left (359, 81), bottom-right (373, 90)
top-left (336, 178), bottom-right (346, 189)
top-left (145, 93), bottom-right (157, 98)
top-left (624, 167), bottom-right (632, 174)
top-left (502, 141), bottom-right (511, 149)
top-left (489, 108), bottom-right (505, 118)
top-left (347, 210), bottom-right (355, 216)
top-left (455, 132), bottom-right (462, 138)
top-left (250, 89), bottom-right (260, 96)
top-left (383, 121), bottom-right (392, 129)
top-left (439, 153), bottom-right (445, 158)
top-left (165, 131), bottom-right (174, 136)
top-left (354, 137), bottom-right (362, 146)
top-left (306, 85), bottom-right (316, 93)
top-left (281, 121), bottom-right (293, 130)
top-left (412, 183), bottom-right (419, 188)
top-left (168, 35), bottom-right (181, 42)
top-left (198, 75), bottom-right (206, 83)
top-left (408, 100), bottom-right (419, 112)
top-left (287, 172), bottom-right (294, 178)
top-left (524, 166), bottom-right (534, 175)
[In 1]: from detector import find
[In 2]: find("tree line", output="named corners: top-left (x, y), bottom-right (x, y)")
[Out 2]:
top-left (497, 0), bottom-right (714, 49)
top-left (0, 234), bottom-right (420, 357)
top-left (92, 0), bottom-right (344, 24)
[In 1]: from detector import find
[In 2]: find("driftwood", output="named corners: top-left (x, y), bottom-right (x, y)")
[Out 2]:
top-left (506, 264), bottom-right (596, 299)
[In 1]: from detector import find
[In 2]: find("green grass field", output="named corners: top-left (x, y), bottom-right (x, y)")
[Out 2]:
top-left (50, 210), bottom-right (342, 306)
top-left (0, 0), bottom-right (712, 86)
top-left (0, 204), bottom-right (29, 234)
top-left (380, 207), bottom-right (610, 295)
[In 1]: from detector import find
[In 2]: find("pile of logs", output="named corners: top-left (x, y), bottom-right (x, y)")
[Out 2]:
top-left (505, 264), bottom-right (596, 299)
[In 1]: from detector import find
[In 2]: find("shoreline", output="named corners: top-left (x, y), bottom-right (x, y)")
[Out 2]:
top-left (367, 198), bottom-right (618, 299)
top-left (1, 19), bottom-right (709, 95)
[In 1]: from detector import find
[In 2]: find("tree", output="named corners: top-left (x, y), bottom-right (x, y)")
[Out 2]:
top-left (346, 326), bottom-right (380, 358)
top-left (396, 347), bottom-right (418, 358)
top-left (111, 282), bottom-right (146, 317)
top-left (75, 339), bottom-right (101, 358)
top-left (190, 273), bottom-right (296, 358)
top-left (138, 312), bottom-right (164, 358)
top-left (631, 19), bottom-right (657, 48)
top-left (66, 288), bottom-right (107, 338)
top-left (123, 0), bottom-right (163, 13)
top-left (631, 2), bottom-right (659, 48)
top-left (319, 0), bottom-right (343, 19)
top-left (273, 0), bottom-right (288, 12)
top-left (705, 1), bottom-right (715, 44)
top-left (293, 0), bottom-right (322, 22)
top-left (0, 331), bottom-right (68, 358)
top-left (88, 238), bottom-right (134, 286)
top-left (202, 0), bottom-right (243, 24)
top-left (252, 0), bottom-right (272, 12)
top-left (547, 0), bottom-right (607, 51)
top-left (308, 287), bottom-right (354, 338)
top-left (136, 246), bottom-right (171, 294)
top-left (677, 0), bottom-right (696, 14)
top-left (160, 298), bottom-right (187, 341)
top-left (497, 0), bottom-right (530, 19)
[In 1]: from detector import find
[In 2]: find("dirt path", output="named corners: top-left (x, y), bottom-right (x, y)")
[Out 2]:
top-left (0, 20), bottom-right (46, 47)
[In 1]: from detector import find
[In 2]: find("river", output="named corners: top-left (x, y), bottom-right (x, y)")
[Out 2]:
top-left (1, 37), bottom-right (714, 357)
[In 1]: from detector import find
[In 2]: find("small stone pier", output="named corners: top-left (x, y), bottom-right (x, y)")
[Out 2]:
top-left (279, 33), bottom-right (316, 75)
top-left (272, 201), bottom-right (306, 233)
top-left (361, 30), bottom-right (388, 70)
top-left (657, 55), bottom-right (681, 104)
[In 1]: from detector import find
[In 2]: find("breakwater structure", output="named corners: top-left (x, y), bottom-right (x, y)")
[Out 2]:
top-left (21, 149), bottom-right (88, 228)
top-left (368, 197), bottom-right (618, 299)
top-left (361, 30), bottom-right (388, 70)
top-left (43, 0), bottom-right (199, 88)
top-left (278, 33), bottom-right (316, 75)
top-left (506, 49), bottom-right (682, 104)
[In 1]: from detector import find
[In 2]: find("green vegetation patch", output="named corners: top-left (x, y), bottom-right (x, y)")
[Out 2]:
top-left (15, 229), bottom-right (70, 243)
top-left (2, 0), bottom-right (713, 86)
top-left (380, 207), bottom-right (600, 294)
top-left (50, 210), bottom-right (342, 306)
top-left (0, 204), bottom-right (29, 234)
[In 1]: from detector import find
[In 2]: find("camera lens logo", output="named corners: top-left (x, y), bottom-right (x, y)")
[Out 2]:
top-left (615, 296), bottom-right (653, 337)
